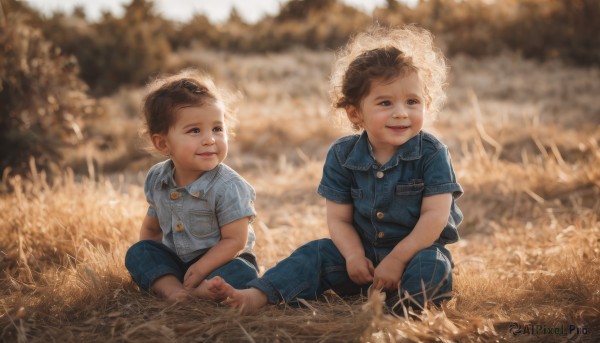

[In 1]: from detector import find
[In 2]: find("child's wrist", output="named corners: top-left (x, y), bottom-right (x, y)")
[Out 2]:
top-left (345, 253), bottom-right (363, 262)
top-left (385, 251), bottom-right (409, 266)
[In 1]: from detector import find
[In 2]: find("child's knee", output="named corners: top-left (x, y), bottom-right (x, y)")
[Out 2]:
top-left (294, 238), bottom-right (338, 258)
top-left (210, 257), bottom-right (259, 289)
top-left (401, 248), bottom-right (453, 305)
top-left (125, 241), bottom-right (145, 268)
top-left (125, 240), bottom-right (163, 271)
top-left (300, 238), bottom-right (332, 250)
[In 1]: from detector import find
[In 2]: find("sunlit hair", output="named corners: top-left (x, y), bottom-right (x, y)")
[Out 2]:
top-left (142, 69), bottom-right (235, 137)
top-left (330, 25), bottom-right (448, 131)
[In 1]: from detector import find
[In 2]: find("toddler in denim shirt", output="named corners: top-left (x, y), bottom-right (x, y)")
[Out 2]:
top-left (125, 69), bottom-right (258, 303)
top-left (219, 25), bottom-right (463, 315)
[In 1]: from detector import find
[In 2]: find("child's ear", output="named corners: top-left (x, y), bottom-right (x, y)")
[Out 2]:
top-left (151, 134), bottom-right (170, 156)
top-left (346, 105), bottom-right (362, 126)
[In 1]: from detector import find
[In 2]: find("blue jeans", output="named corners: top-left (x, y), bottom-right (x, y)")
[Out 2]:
top-left (125, 240), bottom-right (259, 291)
top-left (247, 238), bottom-right (453, 313)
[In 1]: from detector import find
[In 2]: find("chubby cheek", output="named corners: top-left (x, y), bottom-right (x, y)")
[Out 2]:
top-left (411, 112), bottom-right (424, 127)
top-left (219, 138), bottom-right (229, 156)
top-left (220, 133), bottom-right (228, 146)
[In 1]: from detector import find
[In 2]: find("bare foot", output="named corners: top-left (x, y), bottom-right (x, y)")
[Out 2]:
top-left (222, 287), bottom-right (268, 314)
top-left (189, 276), bottom-right (232, 301)
top-left (164, 288), bottom-right (192, 303)
top-left (151, 275), bottom-right (191, 303)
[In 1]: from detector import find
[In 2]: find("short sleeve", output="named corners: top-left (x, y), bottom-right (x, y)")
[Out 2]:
top-left (423, 146), bottom-right (463, 199)
top-left (317, 145), bottom-right (353, 203)
top-left (144, 165), bottom-right (160, 217)
top-left (215, 178), bottom-right (257, 226)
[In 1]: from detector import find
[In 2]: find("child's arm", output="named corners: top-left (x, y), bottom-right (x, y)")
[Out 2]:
top-left (373, 193), bottom-right (452, 290)
top-left (139, 214), bottom-right (162, 242)
top-left (327, 200), bottom-right (375, 285)
top-left (182, 217), bottom-right (250, 289)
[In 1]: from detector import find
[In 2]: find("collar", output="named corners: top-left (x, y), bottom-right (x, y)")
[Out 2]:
top-left (343, 131), bottom-right (423, 171)
top-left (156, 160), bottom-right (221, 198)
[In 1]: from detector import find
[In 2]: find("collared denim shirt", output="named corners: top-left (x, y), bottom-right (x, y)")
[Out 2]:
top-left (144, 160), bottom-right (256, 262)
top-left (317, 131), bottom-right (463, 247)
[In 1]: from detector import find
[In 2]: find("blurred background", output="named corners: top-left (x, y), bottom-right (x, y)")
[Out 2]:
top-left (1, 0), bottom-right (599, 179)
top-left (2, 3), bottom-right (600, 340)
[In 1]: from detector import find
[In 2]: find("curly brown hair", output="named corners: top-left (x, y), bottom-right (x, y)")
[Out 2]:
top-left (330, 25), bottom-right (448, 131)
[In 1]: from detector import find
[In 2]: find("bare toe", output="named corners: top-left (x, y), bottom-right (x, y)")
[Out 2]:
top-left (166, 289), bottom-right (191, 303)
top-left (190, 277), bottom-right (233, 301)
top-left (222, 288), bottom-right (268, 315)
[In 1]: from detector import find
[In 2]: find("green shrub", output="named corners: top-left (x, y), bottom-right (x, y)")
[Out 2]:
top-left (0, 13), bottom-right (98, 176)
top-left (41, 0), bottom-right (171, 95)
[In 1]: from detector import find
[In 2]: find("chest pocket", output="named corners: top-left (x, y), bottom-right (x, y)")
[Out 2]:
top-left (395, 180), bottom-right (424, 196)
top-left (394, 180), bottom-right (424, 221)
top-left (187, 208), bottom-right (216, 238)
top-left (351, 188), bottom-right (363, 199)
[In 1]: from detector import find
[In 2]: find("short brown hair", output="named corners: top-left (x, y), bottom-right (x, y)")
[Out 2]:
top-left (142, 69), bottom-right (231, 137)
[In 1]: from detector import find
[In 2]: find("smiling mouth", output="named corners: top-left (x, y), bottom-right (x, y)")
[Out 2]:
top-left (387, 125), bottom-right (410, 130)
top-left (197, 152), bottom-right (217, 156)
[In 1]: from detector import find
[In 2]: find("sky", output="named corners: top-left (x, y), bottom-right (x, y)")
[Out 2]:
top-left (20, 0), bottom-right (418, 23)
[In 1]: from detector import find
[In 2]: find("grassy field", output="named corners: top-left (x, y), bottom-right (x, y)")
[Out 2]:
top-left (1, 49), bottom-right (599, 342)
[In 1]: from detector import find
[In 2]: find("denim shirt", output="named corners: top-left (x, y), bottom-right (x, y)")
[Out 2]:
top-left (144, 160), bottom-right (256, 262)
top-left (318, 131), bottom-right (463, 247)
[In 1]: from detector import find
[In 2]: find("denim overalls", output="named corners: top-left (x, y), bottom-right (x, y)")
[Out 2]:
top-left (247, 131), bottom-right (463, 312)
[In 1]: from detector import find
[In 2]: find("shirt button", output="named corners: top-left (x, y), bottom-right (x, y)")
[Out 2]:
top-left (170, 191), bottom-right (180, 200)
top-left (376, 212), bottom-right (384, 219)
top-left (377, 232), bottom-right (385, 238)
top-left (175, 223), bottom-right (184, 232)
top-left (376, 171), bottom-right (384, 179)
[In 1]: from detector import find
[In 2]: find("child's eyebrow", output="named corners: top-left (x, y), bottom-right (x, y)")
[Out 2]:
top-left (372, 94), bottom-right (392, 100)
top-left (181, 123), bottom-right (200, 130)
top-left (181, 120), bottom-right (224, 128)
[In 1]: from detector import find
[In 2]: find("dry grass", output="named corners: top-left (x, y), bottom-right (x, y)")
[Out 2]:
top-left (1, 51), bottom-right (600, 342)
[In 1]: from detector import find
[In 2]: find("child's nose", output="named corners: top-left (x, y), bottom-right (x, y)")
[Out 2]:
top-left (202, 135), bottom-right (216, 145)
top-left (392, 106), bottom-right (408, 118)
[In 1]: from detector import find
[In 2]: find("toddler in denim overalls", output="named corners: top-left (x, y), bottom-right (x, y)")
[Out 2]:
top-left (125, 70), bottom-right (259, 303)
top-left (220, 25), bottom-right (463, 315)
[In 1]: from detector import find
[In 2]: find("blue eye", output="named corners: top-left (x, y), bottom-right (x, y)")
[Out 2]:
top-left (213, 126), bottom-right (223, 132)
top-left (379, 100), bottom-right (392, 106)
top-left (407, 99), bottom-right (420, 105)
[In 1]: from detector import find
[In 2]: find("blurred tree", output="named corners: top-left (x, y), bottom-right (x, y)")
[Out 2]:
top-left (566, 0), bottom-right (600, 65)
top-left (84, 0), bottom-right (171, 94)
top-left (0, 14), bottom-right (98, 177)
top-left (0, 0), bottom-right (43, 27)
top-left (277, 0), bottom-right (337, 21)
top-left (386, 0), bottom-right (400, 10)
top-left (40, 0), bottom-right (171, 95)
top-left (228, 6), bottom-right (245, 25)
top-left (171, 14), bottom-right (219, 50)
top-left (123, 0), bottom-right (154, 22)
top-left (499, 0), bottom-right (600, 66)
top-left (72, 5), bottom-right (86, 20)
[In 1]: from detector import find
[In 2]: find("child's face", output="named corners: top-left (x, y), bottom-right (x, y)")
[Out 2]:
top-left (347, 72), bottom-right (425, 163)
top-left (155, 102), bottom-right (228, 184)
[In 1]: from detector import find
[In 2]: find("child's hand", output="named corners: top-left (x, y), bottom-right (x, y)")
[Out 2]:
top-left (373, 255), bottom-right (405, 291)
top-left (183, 262), bottom-right (208, 289)
top-left (345, 254), bottom-right (375, 285)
